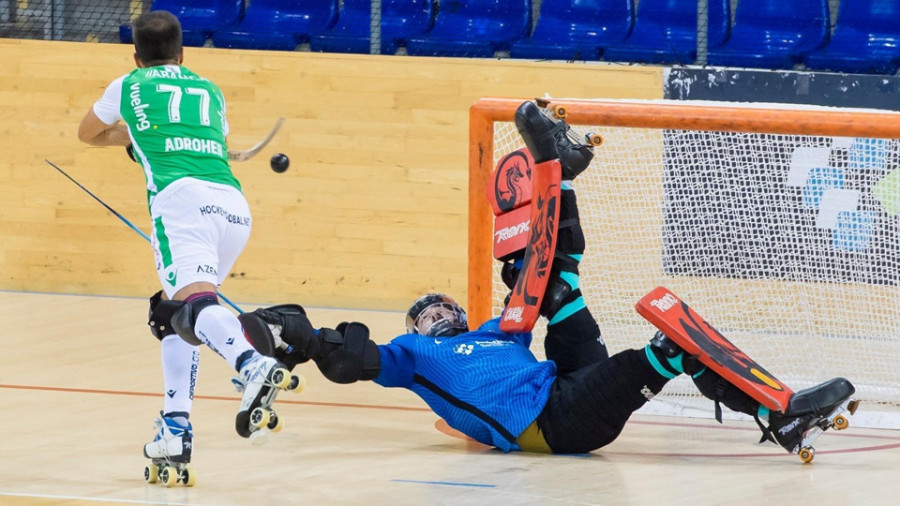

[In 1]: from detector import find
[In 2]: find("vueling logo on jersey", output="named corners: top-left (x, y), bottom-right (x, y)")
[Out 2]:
top-left (650, 293), bottom-right (678, 312)
top-left (453, 344), bottom-right (474, 355)
top-left (128, 82), bottom-right (151, 131)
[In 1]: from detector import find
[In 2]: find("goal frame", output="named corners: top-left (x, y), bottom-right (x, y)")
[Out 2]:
top-left (468, 97), bottom-right (900, 327)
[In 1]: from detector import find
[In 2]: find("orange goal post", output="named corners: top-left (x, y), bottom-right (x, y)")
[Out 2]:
top-left (468, 98), bottom-right (900, 427)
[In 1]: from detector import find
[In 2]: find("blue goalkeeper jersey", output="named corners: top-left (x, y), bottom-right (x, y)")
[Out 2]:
top-left (374, 318), bottom-right (557, 452)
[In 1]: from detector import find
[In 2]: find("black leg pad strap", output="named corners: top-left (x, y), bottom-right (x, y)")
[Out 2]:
top-left (147, 290), bottom-right (185, 342)
top-left (171, 295), bottom-right (219, 346)
top-left (692, 369), bottom-right (759, 422)
top-left (556, 190), bottom-right (584, 255)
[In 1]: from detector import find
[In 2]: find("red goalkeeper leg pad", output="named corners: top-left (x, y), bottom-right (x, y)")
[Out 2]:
top-left (501, 159), bottom-right (562, 332)
top-left (636, 286), bottom-right (794, 412)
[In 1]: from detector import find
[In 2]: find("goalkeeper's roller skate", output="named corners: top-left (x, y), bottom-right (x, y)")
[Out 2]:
top-left (514, 100), bottom-right (595, 180)
top-left (232, 354), bottom-right (304, 445)
top-left (764, 378), bottom-right (859, 463)
top-left (637, 286), bottom-right (859, 463)
top-left (143, 413), bottom-right (196, 487)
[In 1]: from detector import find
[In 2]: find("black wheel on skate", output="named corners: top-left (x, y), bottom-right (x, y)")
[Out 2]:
top-left (287, 374), bottom-right (306, 393)
top-left (160, 466), bottom-right (177, 487)
top-left (144, 464), bottom-right (158, 484)
top-left (798, 447), bottom-right (815, 464)
top-left (250, 406), bottom-right (271, 429)
top-left (267, 410), bottom-right (284, 433)
top-left (180, 467), bottom-right (197, 487)
top-left (271, 367), bottom-right (291, 389)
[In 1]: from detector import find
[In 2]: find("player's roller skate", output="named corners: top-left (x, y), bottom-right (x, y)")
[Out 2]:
top-left (232, 354), bottom-right (303, 444)
top-left (143, 412), bottom-right (196, 487)
top-left (514, 100), bottom-right (594, 179)
top-left (763, 378), bottom-right (859, 463)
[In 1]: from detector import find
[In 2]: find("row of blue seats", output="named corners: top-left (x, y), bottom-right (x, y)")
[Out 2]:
top-left (120, 0), bottom-right (900, 75)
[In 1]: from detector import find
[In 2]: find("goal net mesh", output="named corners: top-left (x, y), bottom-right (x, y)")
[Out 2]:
top-left (484, 102), bottom-right (900, 427)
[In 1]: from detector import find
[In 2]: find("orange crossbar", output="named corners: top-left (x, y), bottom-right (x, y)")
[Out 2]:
top-left (468, 98), bottom-right (900, 327)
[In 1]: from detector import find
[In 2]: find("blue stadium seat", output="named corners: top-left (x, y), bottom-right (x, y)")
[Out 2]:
top-left (310, 0), bottom-right (434, 54)
top-left (804, 0), bottom-right (900, 74)
top-left (707, 0), bottom-right (730, 52)
top-left (707, 0), bottom-right (829, 70)
top-left (405, 0), bottom-right (531, 58)
top-left (604, 0), bottom-right (719, 64)
top-left (212, 0), bottom-right (338, 51)
top-left (120, 1), bottom-right (244, 47)
top-left (509, 0), bottom-right (632, 61)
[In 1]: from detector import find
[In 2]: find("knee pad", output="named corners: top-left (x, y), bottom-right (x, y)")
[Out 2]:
top-left (500, 258), bottom-right (523, 291)
top-left (171, 292), bottom-right (219, 346)
top-left (539, 254), bottom-right (581, 319)
top-left (148, 290), bottom-right (185, 342)
top-left (647, 332), bottom-right (704, 376)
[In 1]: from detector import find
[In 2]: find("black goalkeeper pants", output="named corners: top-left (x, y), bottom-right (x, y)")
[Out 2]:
top-left (533, 307), bottom-right (760, 454)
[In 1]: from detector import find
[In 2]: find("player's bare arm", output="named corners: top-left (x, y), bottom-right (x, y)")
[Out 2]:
top-left (77, 109), bottom-right (131, 147)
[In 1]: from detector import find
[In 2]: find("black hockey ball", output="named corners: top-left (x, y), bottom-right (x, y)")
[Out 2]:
top-left (270, 153), bottom-right (290, 173)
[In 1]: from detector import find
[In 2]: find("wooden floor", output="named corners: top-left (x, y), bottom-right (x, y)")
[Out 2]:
top-left (1, 291), bottom-right (898, 506)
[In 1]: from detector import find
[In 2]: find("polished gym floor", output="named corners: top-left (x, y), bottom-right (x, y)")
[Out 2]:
top-left (1, 291), bottom-right (897, 505)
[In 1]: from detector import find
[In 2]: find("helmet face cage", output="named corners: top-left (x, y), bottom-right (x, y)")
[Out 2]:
top-left (405, 293), bottom-right (468, 337)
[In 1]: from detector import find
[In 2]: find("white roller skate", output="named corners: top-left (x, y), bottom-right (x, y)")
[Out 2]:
top-left (764, 377), bottom-right (860, 463)
top-left (143, 413), bottom-right (196, 487)
top-left (232, 354), bottom-right (304, 444)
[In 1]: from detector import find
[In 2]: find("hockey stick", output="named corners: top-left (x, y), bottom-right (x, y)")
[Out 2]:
top-left (227, 117), bottom-right (284, 162)
top-left (45, 159), bottom-right (244, 314)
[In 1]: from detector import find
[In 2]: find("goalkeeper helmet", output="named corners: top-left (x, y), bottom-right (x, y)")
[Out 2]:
top-left (405, 293), bottom-right (469, 338)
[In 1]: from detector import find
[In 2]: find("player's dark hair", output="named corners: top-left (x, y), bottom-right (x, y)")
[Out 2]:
top-left (133, 10), bottom-right (182, 65)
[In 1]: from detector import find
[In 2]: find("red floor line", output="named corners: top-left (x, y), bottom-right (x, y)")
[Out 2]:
top-left (0, 383), bottom-right (432, 412)
top-left (4, 382), bottom-right (898, 449)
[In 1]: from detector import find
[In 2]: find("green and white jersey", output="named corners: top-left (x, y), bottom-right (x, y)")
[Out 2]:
top-left (92, 65), bottom-right (240, 202)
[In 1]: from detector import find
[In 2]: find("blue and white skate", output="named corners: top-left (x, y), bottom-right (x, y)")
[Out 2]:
top-left (143, 413), bottom-right (196, 487)
top-left (232, 355), bottom-right (305, 445)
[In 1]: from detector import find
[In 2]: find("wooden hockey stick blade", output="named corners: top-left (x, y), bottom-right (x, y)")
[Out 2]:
top-left (228, 117), bottom-right (284, 162)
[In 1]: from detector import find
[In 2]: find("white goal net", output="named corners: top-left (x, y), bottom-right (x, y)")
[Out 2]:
top-left (477, 99), bottom-right (900, 428)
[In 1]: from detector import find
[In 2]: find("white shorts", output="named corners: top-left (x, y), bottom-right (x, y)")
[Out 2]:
top-left (149, 178), bottom-right (252, 298)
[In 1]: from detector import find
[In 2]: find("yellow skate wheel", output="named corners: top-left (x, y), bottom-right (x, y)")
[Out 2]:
top-left (833, 414), bottom-right (849, 430)
top-left (268, 411), bottom-right (284, 433)
top-left (288, 374), bottom-right (306, 393)
top-left (144, 464), bottom-right (158, 484)
top-left (250, 407), bottom-right (271, 429)
top-left (271, 367), bottom-right (291, 389)
top-left (160, 466), bottom-right (178, 487)
top-left (552, 105), bottom-right (567, 119)
top-left (586, 133), bottom-right (603, 146)
top-left (798, 447), bottom-right (815, 464)
top-left (181, 467), bottom-right (197, 487)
